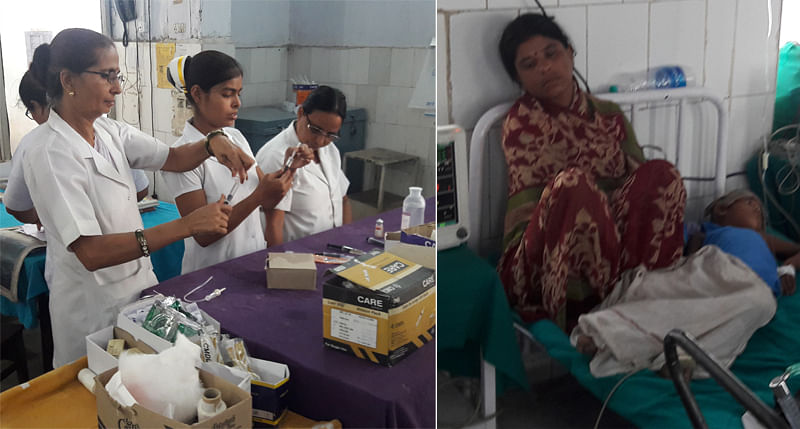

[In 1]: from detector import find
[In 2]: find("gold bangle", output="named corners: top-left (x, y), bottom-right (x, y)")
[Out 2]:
top-left (205, 129), bottom-right (227, 157)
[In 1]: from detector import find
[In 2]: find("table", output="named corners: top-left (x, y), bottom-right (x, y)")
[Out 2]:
top-left (0, 201), bottom-right (184, 371)
top-left (437, 245), bottom-right (529, 428)
top-left (343, 148), bottom-right (420, 211)
top-left (143, 201), bottom-right (435, 428)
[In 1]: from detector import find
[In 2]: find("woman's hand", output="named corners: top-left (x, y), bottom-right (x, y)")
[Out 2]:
top-left (181, 195), bottom-right (232, 235)
top-left (284, 144), bottom-right (313, 171)
top-left (256, 167), bottom-right (294, 209)
top-left (209, 134), bottom-right (255, 183)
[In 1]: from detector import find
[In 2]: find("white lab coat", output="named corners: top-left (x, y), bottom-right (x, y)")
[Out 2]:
top-left (22, 110), bottom-right (169, 367)
top-left (161, 122), bottom-right (265, 274)
top-left (5, 123), bottom-right (149, 213)
top-left (255, 122), bottom-right (349, 243)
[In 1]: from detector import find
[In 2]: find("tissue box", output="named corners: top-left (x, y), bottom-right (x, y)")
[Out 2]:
top-left (86, 326), bottom-right (156, 375)
top-left (249, 358), bottom-right (290, 427)
top-left (384, 222), bottom-right (436, 269)
top-left (95, 367), bottom-right (251, 428)
top-left (322, 250), bottom-right (436, 366)
top-left (266, 252), bottom-right (317, 290)
top-left (116, 294), bottom-right (221, 353)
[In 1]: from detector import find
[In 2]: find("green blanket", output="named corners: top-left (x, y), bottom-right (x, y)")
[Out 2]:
top-left (529, 274), bottom-right (800, 428)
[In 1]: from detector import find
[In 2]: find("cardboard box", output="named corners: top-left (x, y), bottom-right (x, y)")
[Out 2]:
top-left (322, 250), bottom-right (436, 366)
top-left (249, 358), bottom-right (290, 427)
top-left (116, 294), bottom-right (221, 353)
top-left (384, 222), bottom-right (436, 269)
top-left (86, 326), bottom-right (156, 375)
top-left (95, 367), bottom-right (252, 429)
top-left (266, 253), bottom-right (317, 290)
top-left (87, 324), bottom-right (252, 393)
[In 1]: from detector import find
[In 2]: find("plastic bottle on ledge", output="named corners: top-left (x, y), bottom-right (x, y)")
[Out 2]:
top-left (401, 187), bottom-right (425, 230)
top-left (608, 65), bottom-right (695, 93)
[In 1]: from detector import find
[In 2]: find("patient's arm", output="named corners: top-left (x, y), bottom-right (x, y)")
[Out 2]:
top-left (762, 233), bottom-right (800, 266)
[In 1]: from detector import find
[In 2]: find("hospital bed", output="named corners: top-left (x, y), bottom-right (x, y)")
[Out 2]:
top-left (467, 87), bottom-right (800, 428)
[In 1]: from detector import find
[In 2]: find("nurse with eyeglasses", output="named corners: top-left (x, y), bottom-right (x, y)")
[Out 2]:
top-left (6, 44), bottom-right (149, 228)
top-left (255, 85), bottom-right (353, 246)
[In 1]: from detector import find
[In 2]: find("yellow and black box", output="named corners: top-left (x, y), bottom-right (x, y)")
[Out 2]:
top-left (322, 250), bottom-right (435, 366)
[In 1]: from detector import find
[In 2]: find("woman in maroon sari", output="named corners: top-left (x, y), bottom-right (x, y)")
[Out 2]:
top-left (496, 13), bottom-right (686, 329)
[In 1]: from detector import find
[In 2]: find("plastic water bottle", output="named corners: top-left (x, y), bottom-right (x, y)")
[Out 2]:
top-left (401, 187), bottom-right (425, 230)
top-left (608, 65), bottom-right (695, 93)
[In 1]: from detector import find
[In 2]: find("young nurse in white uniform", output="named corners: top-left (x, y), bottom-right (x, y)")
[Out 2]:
top-left (5, 45), bottom-right (149, 225)
top-left (20, 28), bottom-right (254, 367)
top-left (256, 86), bottom-right (352, 245)
top-left (161, 51), bottom-right (308, 273)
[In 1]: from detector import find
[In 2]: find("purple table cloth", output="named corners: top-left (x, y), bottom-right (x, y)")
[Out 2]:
top-left (143, 200), bottom-right (435, 428)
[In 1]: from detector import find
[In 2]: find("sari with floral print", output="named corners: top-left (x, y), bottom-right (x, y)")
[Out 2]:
top-left (497, 83), bottom-right (686, 328)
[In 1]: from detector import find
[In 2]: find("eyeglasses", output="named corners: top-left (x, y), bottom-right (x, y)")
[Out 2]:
top-left (82, 70), bottom-right (125, 85)
top-left (25, 109), bottom-right (33, 121)
top-left (305, 114), bottom-right (340, 142)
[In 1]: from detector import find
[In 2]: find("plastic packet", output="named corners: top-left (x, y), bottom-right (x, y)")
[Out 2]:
top-left (142, 300), bottom-right (178, 340)
top-left (142, 300), bottom-right (204, 343)
top-left (199, 328), bottom-right (221, 363)
top-left (220, 337), bottom-right (260, 381)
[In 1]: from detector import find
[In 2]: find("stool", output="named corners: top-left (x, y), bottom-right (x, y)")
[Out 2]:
top-left (1, 317), bottom-right (29, 382)
top-left (342, 148), bottom-right (420, 211)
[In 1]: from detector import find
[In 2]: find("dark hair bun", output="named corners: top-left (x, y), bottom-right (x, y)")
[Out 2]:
top-left (29, 44), bottom-right (51, 85)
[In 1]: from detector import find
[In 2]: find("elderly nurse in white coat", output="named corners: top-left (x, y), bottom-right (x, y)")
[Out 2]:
top-left (20, 28), bottom-right (253, 367)
top-left (5, 47), bottom-right (150, 226)
top-left (256, 86), bottom-right (352, 245)
top-left (161, 51), bottom-right (311, 273)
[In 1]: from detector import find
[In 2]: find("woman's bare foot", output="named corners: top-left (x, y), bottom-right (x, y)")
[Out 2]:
top-left (576, 335), bottom-right (598, 356)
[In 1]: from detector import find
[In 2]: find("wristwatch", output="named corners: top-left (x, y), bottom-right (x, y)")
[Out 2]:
top-left (205, 129), bottom-right (227, 157)
top-left (134, 229), bottom-right (150, 257)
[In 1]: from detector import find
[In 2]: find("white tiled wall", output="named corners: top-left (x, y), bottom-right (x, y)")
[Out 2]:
top-left (288, 46), bottom-right (436, 199)
top-left (440, 0), bottom-right (783, 201)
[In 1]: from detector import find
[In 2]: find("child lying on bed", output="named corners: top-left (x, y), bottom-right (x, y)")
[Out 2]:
top-left (687, 189), bottom-right (798, 296)
top-left (570, 190), bottom-right (797, 378)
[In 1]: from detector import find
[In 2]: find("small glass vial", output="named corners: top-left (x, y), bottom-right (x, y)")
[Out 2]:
top-left (374, 218), bottom-right (385, 238)
top-left (197, 387), bottom-right (227, 421)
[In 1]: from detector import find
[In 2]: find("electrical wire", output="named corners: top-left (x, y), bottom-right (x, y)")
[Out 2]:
top-left (146, 0), bottom-right (158, 199)
top-left (593, 370), bottom-right (642, 429)
top-left (758, 124), bottom-right (800, 238)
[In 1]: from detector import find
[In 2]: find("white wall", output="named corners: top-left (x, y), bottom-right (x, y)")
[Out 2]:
top-left (2, 0), bottom-right (102, 153)
top-left (439, 0), bottom-right (783, 208)
top-left (780, 0), bottom-right (799, 46)
top-left (289, 0), bottom-right (435, 48)
top-left (285, 46), bottom-right (436, 198)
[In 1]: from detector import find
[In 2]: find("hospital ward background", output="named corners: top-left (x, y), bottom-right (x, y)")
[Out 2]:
top-left (0, 0), bottom-right (437, 427)
top-left (437, 0), bottom-right (800, 428)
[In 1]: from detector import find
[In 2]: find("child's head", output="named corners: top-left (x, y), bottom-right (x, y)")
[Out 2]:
top-left (704, 190), bottom-right (765, 231)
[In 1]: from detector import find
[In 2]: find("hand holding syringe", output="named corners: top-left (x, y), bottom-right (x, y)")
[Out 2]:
top-left (283, 142), bottom-right (313, 172)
